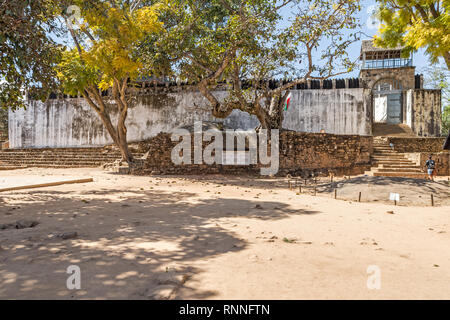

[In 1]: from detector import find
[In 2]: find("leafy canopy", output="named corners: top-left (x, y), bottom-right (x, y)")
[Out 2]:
top-left (374, 0), bottom-right (450, 66)
top-left (57, 0), bottom-right (164, 96)
top-left (0, 0), bottom-right (62, 109)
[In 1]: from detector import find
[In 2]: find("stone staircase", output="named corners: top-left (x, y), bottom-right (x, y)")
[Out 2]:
top-left (0, 147), bottom-right (143, 169)
top-left (366, 137), bottom-right (427, 179)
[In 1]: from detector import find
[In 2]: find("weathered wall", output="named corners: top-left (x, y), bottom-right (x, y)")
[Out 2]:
top-left (282, 89), bottom-right (371, 135)
top-left (405, 152), bottom-right (449, 176)
top-left (410, 89), bottom-right (442, 137)
top-left (419, 152), bottom-right (449, 176)
top-left (9, 91), bottom-right (258, 149)
top-left (9, 88), bottom-right (370, 149)
top-left (133, 130), bottom-right (373, 177)
top-left (359, 66), bottom-right (416, 90)
top-left (387, 137), bottom-right (447, 153)
top-left (0, 108), bottom-right (7, 142)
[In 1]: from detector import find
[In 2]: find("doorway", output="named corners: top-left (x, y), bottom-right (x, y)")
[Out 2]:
top-left (373, 79), bottom-right (403, 124)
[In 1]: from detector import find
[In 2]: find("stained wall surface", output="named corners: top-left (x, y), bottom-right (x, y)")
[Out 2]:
top-left (282, 88), bottom-right (371, 135)
top-left (9, 88), bottom-right (370, 149)
top-left (409, 89), bottom-right (442, 137)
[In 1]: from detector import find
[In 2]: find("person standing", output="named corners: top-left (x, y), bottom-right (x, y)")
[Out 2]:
top-left (424, 155), bottom-right (436, 181)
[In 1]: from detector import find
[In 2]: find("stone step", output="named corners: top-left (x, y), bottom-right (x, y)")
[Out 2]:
top-left (373, 168), bottom-right (424, 173)
top-left (0, 156), bottom-right (127, 161)
top-left (1, 161), bottom-right (105, 166)
top-left (373, 154), bottom-right (406, 158)
top-left (373, 149), bottom-right (396, 152)
top-left (0, 152), bottom-right (124, 156)
top-left (372, 161), bottom-right (417, 165)
top-left (371, 157), bottom-right (411, 162)
top-left (6, 164), bottom-right (101, 168)
top-left (377, 164), bottom-right (421, 169)
top-left (372, 172), bottom-right (428, 179)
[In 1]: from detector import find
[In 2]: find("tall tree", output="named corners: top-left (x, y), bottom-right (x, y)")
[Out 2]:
top-left (57, 0), bottom-right (163, 163)
top-left (0, 0), bottom-right (61, 110)
top-left (143, 0), bottom-right (361, 129)
top-left (374, 0), bottom-right (450, 69)
top-left (424, 63), bottom-right (450, 135)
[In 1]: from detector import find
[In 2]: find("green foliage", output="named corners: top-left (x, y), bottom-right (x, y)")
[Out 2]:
top-left (57, 0), bottom-right (164, 94)
top-left (0, 0), bottom-right (62, 110)
top-left (374, 1), bottom-right (450, 67)
top-left (142, 0), bottom-right (361, 127)
top-left (443, 105), bottom-right (450, 135)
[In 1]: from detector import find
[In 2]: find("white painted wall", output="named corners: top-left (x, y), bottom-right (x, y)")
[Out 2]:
top-left (9, 88), bottom-right (371, 149)
top-left (282, 88), bottom-right (370, 135)
top-left (406, 89), bottom-right (413, 128)
top-left (374, 95), bottom-right (387, 123)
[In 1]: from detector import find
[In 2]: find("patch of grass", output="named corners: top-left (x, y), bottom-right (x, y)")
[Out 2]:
top-left (283, 237), bottom-right (295, 244)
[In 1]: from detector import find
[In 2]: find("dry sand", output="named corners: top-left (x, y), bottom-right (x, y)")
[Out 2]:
top-left (0, 168), bottom-right (449, 299)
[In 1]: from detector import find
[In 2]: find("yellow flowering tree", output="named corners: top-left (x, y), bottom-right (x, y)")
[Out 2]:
top-left (57, 0), bottom-right (163, 163)
top-left (374, 1), bottom-right (450, 69)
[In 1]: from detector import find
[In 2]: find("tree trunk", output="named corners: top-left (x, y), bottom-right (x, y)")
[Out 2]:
top-left (83, 87), bottom-right (134, 165)
top-left (255, 93), bottom-right (286, 130)
top-left (444, 52), bottom-right (450, 70)
top-left (117, 105), bottom-right (133, 163)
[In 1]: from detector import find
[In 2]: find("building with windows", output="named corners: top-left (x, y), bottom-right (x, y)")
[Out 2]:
top-left (359, 40), bottom-right (441, 137)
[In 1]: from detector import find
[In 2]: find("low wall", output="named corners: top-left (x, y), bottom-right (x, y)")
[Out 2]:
top-left (8, 88), bottom-right (371, 149)
top-left (405, 152), bottom-right (449, 176)
top-left (387, 137), bottom-right (447, 153)
top-left (133, 130), bottom-right (373, 177)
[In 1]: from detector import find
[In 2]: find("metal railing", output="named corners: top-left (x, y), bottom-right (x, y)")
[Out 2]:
top-left (362, 58), bottom-right (412, 70)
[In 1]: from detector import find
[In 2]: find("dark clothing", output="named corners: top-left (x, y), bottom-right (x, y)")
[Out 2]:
top-left (426, 160), bottom-right (436, 169)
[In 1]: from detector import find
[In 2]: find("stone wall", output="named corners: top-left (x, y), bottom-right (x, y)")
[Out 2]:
top-left (405, 152), bottom-right (449, 176)
top-left (420, 153), bottom-right (449, 176)
top-left (359, 66), bottom-right (416, 90)
top-left (133, 130), bottom-right (373, 177)
top-left (410, 89), bottom-right (442, 137)
top-left (387, 137), bottom-right (447, 153)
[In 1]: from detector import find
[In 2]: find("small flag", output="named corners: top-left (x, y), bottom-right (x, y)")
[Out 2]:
top-left (284, 92), bottom-right (292, 111)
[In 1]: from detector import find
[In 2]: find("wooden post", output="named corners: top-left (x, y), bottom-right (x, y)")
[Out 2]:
top-left (299, 185), bottom-right (302, 194)
top-left (358, 192), bottom-right (361, 202)
top-left (289, 181), bottom-right (292, 190)
top-left (394, 199), bottom-right (397, 206)
top-left (431, 194), bottom-right (434, 207)
top-left (314, 187), bottom-right (317, 196)
top-left (334, 189), bottom-right (337, 199)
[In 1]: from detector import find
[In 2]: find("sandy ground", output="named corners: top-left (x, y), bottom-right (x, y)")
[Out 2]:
top-left (0, 167), bottom-right (449, 300)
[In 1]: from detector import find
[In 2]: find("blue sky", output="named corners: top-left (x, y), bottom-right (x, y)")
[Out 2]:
top-left (57, 0), bottom-right (434, 80)
top-left (277, 0), bottom-right (432, 79)
top-left (333, 0), bottom-right (430, 78)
